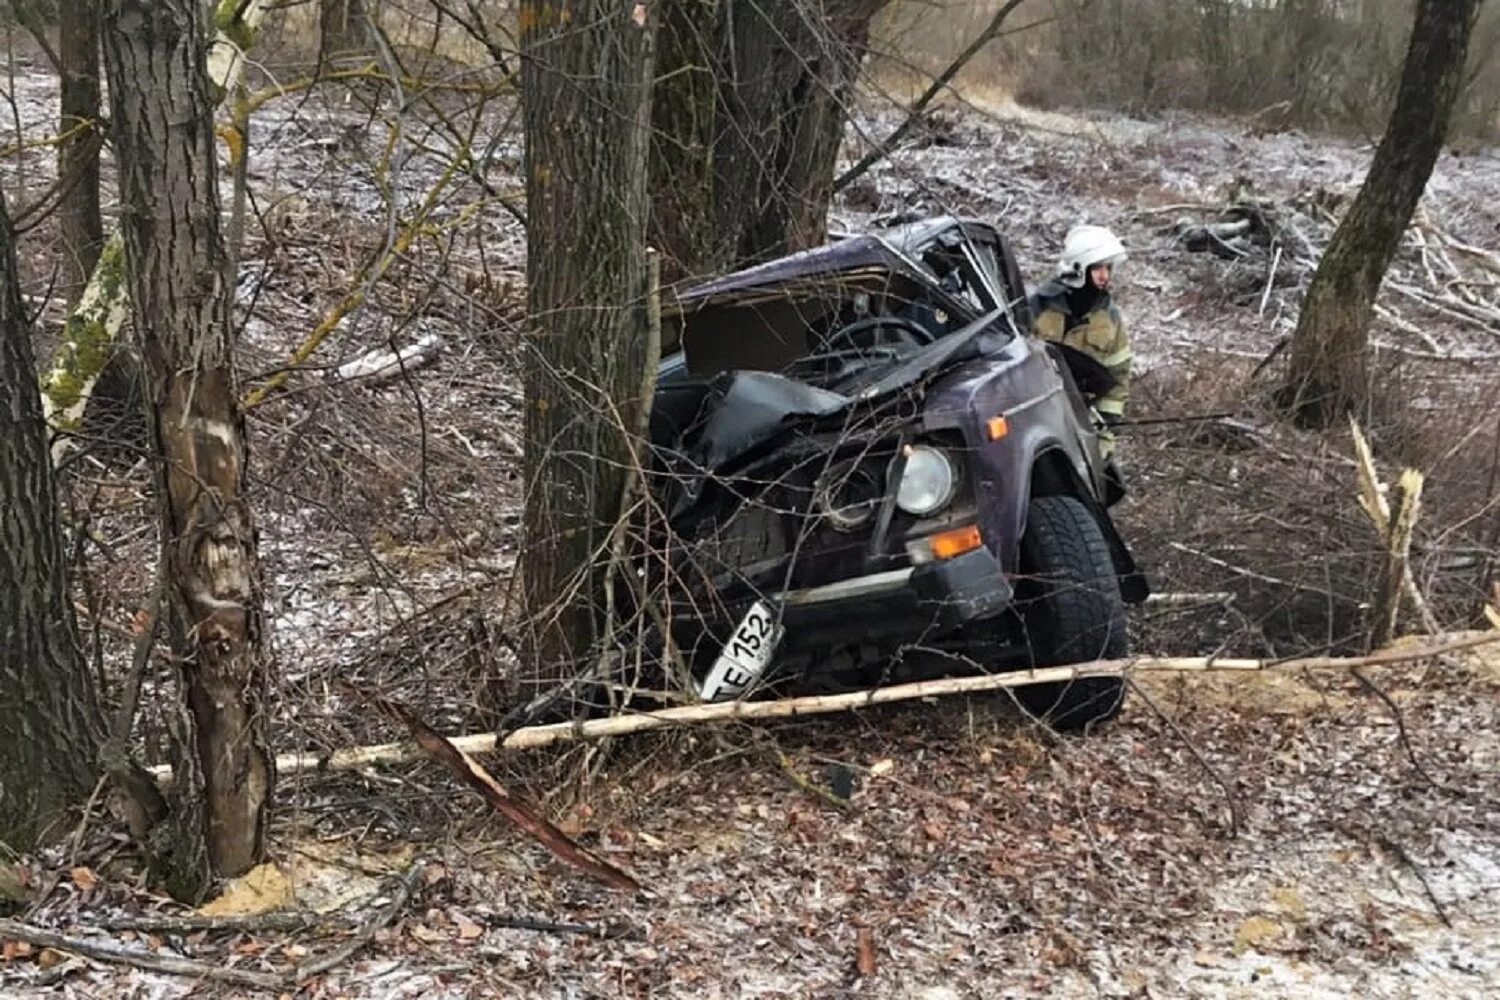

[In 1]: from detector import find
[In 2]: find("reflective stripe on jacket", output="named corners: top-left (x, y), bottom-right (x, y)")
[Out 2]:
top-left (1029, 281), bottom-right (1131, 419)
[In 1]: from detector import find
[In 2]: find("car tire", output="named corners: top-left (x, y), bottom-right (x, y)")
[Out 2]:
top-left (1010, 494), bottom-right (1128, 730)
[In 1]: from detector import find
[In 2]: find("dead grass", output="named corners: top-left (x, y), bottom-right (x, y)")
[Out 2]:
top-left (1118, 348), bottom-right (1499, 659)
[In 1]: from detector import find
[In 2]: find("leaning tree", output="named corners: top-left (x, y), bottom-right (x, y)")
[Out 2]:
top-left (1281, 0), bottom-right (1484, 426)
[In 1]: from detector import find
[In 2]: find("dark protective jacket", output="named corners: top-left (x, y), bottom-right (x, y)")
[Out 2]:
top-left (1027, 279), bottom-right (1132, 421)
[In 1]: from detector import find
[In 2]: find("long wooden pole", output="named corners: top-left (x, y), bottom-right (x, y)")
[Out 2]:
top-left (145, 630), bottom-right (1498, 785)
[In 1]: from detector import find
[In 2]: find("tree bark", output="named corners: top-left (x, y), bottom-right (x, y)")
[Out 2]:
top-left (1281, 0), bottom-right (1482, 426)
top-left (103, 0), bottom-right (271, 899)
top-left (0, 191), bottom-right (103, 851)
top-left (58, 0), bottom-right (104, 309)
top-left (518, 0), bottom-right (655, 692)
top-left (320, 0), bottom-right (367, 59)
top-left (649, 0), bottom-right (723, 280)
top-left (650, 0), bottom-right (887, 280)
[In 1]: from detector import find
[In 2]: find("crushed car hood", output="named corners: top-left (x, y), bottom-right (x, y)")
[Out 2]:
top-left (687, 310), bottom-right (1005, 474)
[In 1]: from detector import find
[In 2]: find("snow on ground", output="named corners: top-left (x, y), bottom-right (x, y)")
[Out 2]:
top-left (3, 52), bottom-right (1499, 999)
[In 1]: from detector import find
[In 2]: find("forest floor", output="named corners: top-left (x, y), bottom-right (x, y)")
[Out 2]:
top-left (3, 45), bottom-right (1500, 998)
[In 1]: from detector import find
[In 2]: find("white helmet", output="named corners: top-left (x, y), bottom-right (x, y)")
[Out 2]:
top-left (1057, 224), bottom-right (1126, 287)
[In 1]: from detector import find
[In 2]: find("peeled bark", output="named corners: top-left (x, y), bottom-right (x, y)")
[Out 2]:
top-left (518, 0), bottom-right (655, 689)
top-left (0, 191), bottom-right (103, 851)
top-left (104, 0), bottom-right (271, 899)
top-left (1282, 0), bottom-right (1482, 426)
top-left (58, 0), bottom-right (104, 308)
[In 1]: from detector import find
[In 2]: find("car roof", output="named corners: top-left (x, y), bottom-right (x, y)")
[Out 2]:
top-left (670, 216), bottom-right (1004, 309)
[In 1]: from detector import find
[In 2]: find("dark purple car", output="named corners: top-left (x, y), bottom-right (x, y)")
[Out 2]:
top-left (643, 217), bottom-right (1148, 729)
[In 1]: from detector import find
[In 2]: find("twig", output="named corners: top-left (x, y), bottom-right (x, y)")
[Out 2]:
top-left (1115, 410), bottom-right (1239, 427)
top-left (0, 918), bottom-right (283, 990)
top-left (1168, 541), bottom-right (1367, 607)
top-left (99, 911), bottom-right (326, 934)
top-left (1144, 591), bottom-right (1235, 607)
top-left (291, 861), bottom-right (426, 982)
top-left (1131, 202), bottom-right (1220, 217)
top-left (1374, 303), bottom-right (1444, 352)
top-left (1373, 834), bottom-right (1453, 928)
top-left (1124, 677), bottom-right (1243, 834)
top-left (481, 914), bottom-right (638, 938)
top-left (97, 566), bottom-right (169, 839)
top-left (1348, 668), bottom-right (1457, 795)
top-left (1258, 244), bottom-right (1282, 318)
top-left (834, 0), bottom-right (1031, 192)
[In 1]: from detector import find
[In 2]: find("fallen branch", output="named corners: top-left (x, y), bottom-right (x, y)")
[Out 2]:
top-left (333, 332), bottom-right (442, 385)
top-left (0, 917), bottom-right (283, 991)
top-left (98, 911), bottom-right (325, 934)
top-left (340, 684), bottom-right (641, 893)
top-left (139, 631), bottom-right (1500, 786)
top-left (1144, 591), bottom-right (1235, 607)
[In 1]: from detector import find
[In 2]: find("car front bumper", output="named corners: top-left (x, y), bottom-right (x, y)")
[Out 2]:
top-left (761, 544), bottom-right (1014, 649)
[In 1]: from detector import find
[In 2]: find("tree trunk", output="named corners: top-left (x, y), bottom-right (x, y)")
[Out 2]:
top-left (649, 0), bottom-right (723, 281)
top-left (0, 190), bottom-right (103, 852)
top-left (1281, 0), bottom-right (1482, 427)
top-left (650, 0), bottom-right (886, 280)
top-left (518, 0), bottom-right (655, 692)
top-left (103, 0), bottom-right (271, 900)
top-left (320, 0), bottom-right (367, 59)
top-left (58, 0), bottom-right (104, 309)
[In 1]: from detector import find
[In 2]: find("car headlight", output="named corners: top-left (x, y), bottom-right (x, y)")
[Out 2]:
top-left (896, 445), bottom-right (956, 516)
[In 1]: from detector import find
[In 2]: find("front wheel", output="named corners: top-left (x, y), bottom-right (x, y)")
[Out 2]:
top-left (1009, 494), bottom-right (1128, 730)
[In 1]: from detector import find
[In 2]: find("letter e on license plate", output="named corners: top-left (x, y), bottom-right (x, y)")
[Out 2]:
top-left (699, 600), bottom-right (782, 701)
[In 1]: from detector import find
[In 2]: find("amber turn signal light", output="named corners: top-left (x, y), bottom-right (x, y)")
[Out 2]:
top-left (986, 416), bottom-right (1009, 440)
top-left (929, 524), bottom-right (983, 560)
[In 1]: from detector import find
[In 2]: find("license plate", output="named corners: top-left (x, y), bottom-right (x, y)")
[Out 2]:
top-left (699, 600), bottom-right (783, 702)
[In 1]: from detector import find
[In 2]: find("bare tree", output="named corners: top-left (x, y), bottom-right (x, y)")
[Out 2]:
top-left (0, 189), bottom-right (103, 851)
top-left (518, 0), bottom-right (656, 689)
top-left (1280, 0), bottom-right (1483, 425)
top-left (58, 0), bottom-right (104, 307)
top-left (103, 0), bottom-right (271, 898)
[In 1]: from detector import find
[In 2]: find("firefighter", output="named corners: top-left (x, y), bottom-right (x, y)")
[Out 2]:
top-left (1029, 224), bottom-right (1132, 456)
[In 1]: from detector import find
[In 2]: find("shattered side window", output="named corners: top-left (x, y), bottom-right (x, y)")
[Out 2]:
top-left (973, 245), bottom-right (1001, 290)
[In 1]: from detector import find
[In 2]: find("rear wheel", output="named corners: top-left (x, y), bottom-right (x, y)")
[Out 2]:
top-left (1010, 494), bottom-right (1128, 730)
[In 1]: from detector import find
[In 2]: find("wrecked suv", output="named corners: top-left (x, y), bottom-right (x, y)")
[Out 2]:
top-left (642, 217), bottom-right (1148, 729)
